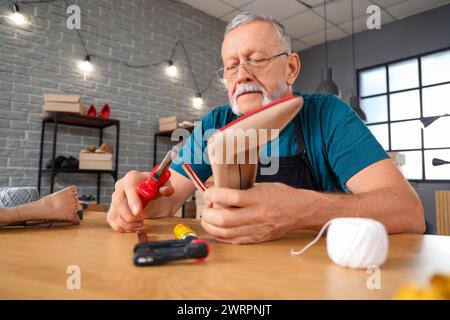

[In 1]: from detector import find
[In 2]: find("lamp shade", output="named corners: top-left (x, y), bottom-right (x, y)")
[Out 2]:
top-left (421, 114), bottom-right (449, 128)
top-left (317, 68), bottom-right (340, 96)
top-left (350, 95), bottom-right (367, 122)
top-left (421, 116), bottom-right (441, 128)
top-left (432, 158), bottom-right (450, 166)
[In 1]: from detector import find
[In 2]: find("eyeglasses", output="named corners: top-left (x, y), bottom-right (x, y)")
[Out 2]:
top-left (216, 52), bottom-right (289, 80)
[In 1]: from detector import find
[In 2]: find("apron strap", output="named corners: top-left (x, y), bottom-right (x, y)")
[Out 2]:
top-left (293, 114), bottom-right (320, 189)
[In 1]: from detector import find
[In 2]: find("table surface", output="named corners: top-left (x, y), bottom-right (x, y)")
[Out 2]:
top-left (1, 211), bottom-right (449, 299)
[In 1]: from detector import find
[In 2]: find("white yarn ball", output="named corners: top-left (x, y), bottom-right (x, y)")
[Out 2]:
top-left (326, 218), bottom-right (388, 269)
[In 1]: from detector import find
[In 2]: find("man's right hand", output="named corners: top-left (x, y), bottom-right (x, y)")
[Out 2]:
top-left (107, 170), bottom-right (174, 232)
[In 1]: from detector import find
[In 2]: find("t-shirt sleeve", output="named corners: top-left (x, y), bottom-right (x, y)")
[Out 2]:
top-left (170, 111), bottom-right (217, 183)
top-left (321, 95), bottom-right (389, 188)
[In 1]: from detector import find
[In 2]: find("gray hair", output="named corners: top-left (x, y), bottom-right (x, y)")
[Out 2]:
top-left (224, 12), bottom-right (292, 53)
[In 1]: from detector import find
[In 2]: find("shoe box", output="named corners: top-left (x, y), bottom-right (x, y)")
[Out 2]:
top-left (44, 94), bottom-right (84, 114)
top-left (79, 152), bottom-right (113, 170)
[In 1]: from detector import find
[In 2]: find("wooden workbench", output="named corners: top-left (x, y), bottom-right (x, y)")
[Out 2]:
top-left (0, 211), bottom-right (449, 299)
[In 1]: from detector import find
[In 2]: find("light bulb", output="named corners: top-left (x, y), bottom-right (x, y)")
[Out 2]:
top-left (78, 56), bottom-right (93, 73)
top-left (166, 61), bottom-right (177, 77)
top-left (10, 4), bottom-right (25, 25)
top-left (10, 12), bottom-right (25, 25)
top-left (193, 94), bottom-right (203, 109)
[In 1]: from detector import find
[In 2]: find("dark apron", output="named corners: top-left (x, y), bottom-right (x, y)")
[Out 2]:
top-left (256, 115), bottom-right (320, 191)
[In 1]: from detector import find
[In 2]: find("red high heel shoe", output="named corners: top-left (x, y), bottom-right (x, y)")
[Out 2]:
top-left (87, 105), bottom-right (97, 117)
top-left (99, 104), bottom-right (110, 118)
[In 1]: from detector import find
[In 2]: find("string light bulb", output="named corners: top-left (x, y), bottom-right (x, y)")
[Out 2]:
top-left (78, 55), bottom-right (93, 73)
top-left (10, 3), bottom-right (25, 25)
top-left (166, 60), bottom-right (177, 77)
top-left (193, 93), bottom-right (203, 109)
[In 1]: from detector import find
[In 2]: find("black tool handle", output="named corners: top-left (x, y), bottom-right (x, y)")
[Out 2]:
top-left (133, 238), bottom-right (189, 252)
top-left (133, 241), bottom-right (209, 266)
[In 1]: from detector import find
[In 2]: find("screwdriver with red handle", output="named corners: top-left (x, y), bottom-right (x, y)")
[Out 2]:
top-left (136, 146), bottom-right (179, 208)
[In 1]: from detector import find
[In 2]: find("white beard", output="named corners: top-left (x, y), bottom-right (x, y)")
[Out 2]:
top-left (230, 82), bottom-right (289, 116)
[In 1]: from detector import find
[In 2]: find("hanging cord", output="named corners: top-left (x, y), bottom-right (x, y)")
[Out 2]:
top-left (88, 53), bottom-right (168, 68)
top-left (11, 0), bottom-right (221, 98)
top-left (324, 0), bottom-right (328, 70)
top-left (351, 0), bottom-right (357, 95)
top-left (169, 40), bottom-right (201, 94)
top-left (291, 219), bottom-right (334, 256)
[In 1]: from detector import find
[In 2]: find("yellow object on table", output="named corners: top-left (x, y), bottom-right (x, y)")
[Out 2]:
top-left (394, 274), bottom-right (450, 300)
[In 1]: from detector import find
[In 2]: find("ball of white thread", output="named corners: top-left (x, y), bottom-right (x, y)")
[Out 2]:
top-left (326, 218), bottom-right (388, 269)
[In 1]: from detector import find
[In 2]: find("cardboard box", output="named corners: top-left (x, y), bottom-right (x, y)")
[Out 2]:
top-left (159, 121), bottom-right (178, 132)
top-left (79, 160), bottom-right (113, 170)
top-left (44, 94), bottom-right (84, 114)
top-left (159, 121), bottom-right (195, 132)
top-left (158, 116), bottom-right (192, 125)
top-left (79, 152), bottom-right (113, 161)
top-left (183, 200), bottom-right (196, 219)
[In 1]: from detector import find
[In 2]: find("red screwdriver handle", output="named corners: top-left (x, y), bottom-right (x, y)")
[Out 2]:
top-left (137, 165), bottom-right (171, 208)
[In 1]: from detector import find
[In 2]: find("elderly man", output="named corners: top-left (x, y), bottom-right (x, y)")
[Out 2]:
top-left (107, 12), bottom-right (425, 242)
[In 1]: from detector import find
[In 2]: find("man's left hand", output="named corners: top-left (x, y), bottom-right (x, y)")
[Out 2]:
top-left (201, 183), bottom-right (305, 244)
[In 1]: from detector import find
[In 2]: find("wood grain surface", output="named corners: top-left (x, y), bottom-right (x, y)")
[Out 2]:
top-left (1, 211), bottom-right (449, 299)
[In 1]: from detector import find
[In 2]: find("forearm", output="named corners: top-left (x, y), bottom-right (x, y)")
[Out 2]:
top-left (293, 187), bottom-right (425, 234)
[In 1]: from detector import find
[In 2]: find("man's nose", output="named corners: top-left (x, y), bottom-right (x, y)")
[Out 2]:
top-left (235, 64), bottom-right (253, 84)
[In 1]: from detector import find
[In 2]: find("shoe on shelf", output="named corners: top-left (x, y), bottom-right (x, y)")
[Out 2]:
top-left (80, 145), bottom-right (96, 153)
top-left (46, 155), bottom-right (67, 169)
top-left (60, 156), bottom-right (79, 169)
top-left (95, 143), bottom-right (113, 154)
top-left (87, 105), bottom-right (97, 117)
top-left (99, 104), bottom-right (111, 119)
top-left (78, 194), bottom-right (96, 202)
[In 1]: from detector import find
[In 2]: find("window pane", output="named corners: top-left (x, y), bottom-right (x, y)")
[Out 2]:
top-left (424, 116), bottom-right (450, 148)
top-left (390, 120), bottom-right (422, 150)
top-left (424, 149), bottom-right (450, 180)
top-left (388, 59), bottom-right (419, 92)
top-left (361, 95), bottom-right (388, 123)
top-left (359, 67), bottom-right (387, 97)
top-left (389, 90), bottom-right (420, 121)
top-left (399, 151), bottom-right (423, 180)
top-left (368, 124), bottom-right (389, 150)
top-left (421, 50), bottom-right (450, 86)
top-left (422, 84), bottom-right (450, 117)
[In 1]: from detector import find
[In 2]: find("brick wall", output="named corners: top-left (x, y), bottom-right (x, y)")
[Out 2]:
top-left (0, 0), bottom-right (228, 203)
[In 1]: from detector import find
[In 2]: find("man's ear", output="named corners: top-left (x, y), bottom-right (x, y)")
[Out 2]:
top-left (286, 52), bottom-right (301, 86)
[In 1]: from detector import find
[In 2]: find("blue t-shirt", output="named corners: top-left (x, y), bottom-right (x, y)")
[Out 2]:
top-left (170, 93), bottom-right (388, 193)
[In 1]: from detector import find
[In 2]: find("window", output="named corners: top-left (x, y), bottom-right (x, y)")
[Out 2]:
top-left (358, 48), bottom-right (450, 181)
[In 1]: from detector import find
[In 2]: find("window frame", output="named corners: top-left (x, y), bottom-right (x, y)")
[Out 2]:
top-left (357, 46), bottom-right (450, 183)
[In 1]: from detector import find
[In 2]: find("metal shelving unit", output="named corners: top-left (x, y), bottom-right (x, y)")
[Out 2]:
top-left (37, 112), bottom-right (120, 204)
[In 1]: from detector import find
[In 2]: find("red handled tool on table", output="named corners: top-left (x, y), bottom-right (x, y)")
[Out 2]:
top-left (137, 146), bottom-right (179, 208)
